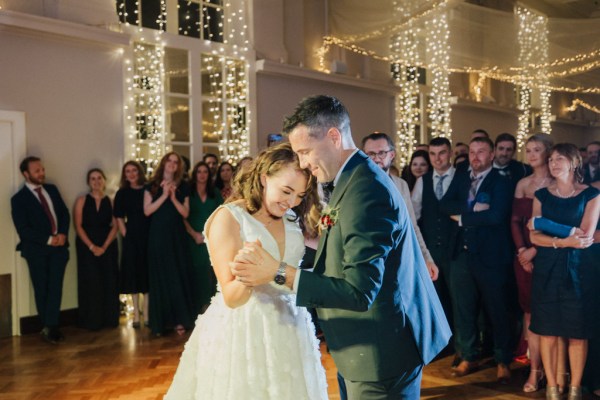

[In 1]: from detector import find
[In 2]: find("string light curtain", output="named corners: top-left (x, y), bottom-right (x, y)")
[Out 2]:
top-left (424, 6), bottom-right (452, 139)
top-left (516, 6), bottom-right (551, 147)
top-left (390, 1), bottom-right (422, 166)
top-left (128, 41), bottom-right (166, 175)
top-left (323, 1), bottom-right (600, 94)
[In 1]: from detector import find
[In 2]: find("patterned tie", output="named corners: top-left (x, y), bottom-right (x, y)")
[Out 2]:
top-left (467, 175), bottom-right (482, 207)
top-left (321, 181), bottom-right (334, 205)
top-left (34, 187), bottom-right (57, 234)
top-left (435, 175), bottom-right (447, 200)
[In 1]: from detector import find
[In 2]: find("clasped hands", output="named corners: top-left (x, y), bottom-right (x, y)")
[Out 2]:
top-left (160, 180), bottom-right (178, 201)
top-left (50, 233), bottom-right (67, 247)
top-left (230, 240), bottom-right (278, 287)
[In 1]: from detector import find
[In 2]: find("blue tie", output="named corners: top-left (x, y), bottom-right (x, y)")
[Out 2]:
top-left (435, 175), bottom-right (447, 200)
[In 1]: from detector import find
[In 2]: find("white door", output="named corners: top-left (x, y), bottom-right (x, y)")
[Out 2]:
top-left (0, 111), bottom-right (27, 335)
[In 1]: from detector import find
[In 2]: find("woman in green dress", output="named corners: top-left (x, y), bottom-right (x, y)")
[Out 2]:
top-left (144, 152), bottom-right (194, 336)
top-left (184, 161), bottom-right (223, 315)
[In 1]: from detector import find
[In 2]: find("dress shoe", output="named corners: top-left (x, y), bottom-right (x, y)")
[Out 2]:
top-left (452, 360), bottom-right (478, 377)
top-left (567, 386), bottom-right (582, 400)
top-left (546, 386), bottom-right (561, 400)
top-left (523, 369), bottom-right (544, 392)
top-left (496, 363), bottom-right (511, 385)
top-left (451, 354), bottom-right (462, 369)
top-left (40, 327), bottom-right (58, 345)
top-left (50, 327), bottom-right (65, 341)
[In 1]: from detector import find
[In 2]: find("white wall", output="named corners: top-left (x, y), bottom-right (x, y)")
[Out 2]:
top-left (0, 25), bottom-right (126, 314)
top-left (256, 72), bottom-right (395, 150)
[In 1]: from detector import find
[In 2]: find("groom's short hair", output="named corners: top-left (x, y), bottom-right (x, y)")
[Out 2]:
top-left (283, 95), bottom-right (351, 139)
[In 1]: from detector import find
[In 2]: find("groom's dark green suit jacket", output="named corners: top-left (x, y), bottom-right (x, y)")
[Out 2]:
top-left (297, 151), bottom-right (451, 382)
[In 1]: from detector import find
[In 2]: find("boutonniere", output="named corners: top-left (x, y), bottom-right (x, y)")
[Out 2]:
top-left (319, 205), bottom-right (340, 231)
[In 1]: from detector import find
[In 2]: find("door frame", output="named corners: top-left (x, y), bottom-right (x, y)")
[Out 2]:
top-left (0, 110), bottom-right (27, 335)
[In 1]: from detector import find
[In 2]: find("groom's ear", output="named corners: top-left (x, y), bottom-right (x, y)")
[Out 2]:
top-left (326, 127), bottom-right (342, 148)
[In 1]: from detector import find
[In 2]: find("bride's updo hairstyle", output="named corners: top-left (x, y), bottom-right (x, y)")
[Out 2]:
top-left (229, 142), bottom-right (322, 238)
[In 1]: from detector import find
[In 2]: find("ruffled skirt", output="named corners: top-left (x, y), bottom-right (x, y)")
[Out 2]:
top-left (164, 289), bottom-right (328, 400)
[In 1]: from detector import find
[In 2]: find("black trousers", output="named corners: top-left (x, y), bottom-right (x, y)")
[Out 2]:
top-left (24, 248), bottom-right (68, 328)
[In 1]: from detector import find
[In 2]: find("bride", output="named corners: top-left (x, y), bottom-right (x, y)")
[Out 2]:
top-left (164, 143), bottom-right (328, 400)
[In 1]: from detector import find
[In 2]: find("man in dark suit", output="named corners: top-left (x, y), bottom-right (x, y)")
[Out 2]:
top-left (232, 95), bottom-right (451, 399)
top-left (583, 141), bottom-right (600, 184)
top-left (441, 137), bottom-right (514, 383)
top-left (493, 132), bottom-right (532, 189)
top-left (411, 137), bottom-right (458, 350)
top-left (11, 156), bottom-right (70, 344)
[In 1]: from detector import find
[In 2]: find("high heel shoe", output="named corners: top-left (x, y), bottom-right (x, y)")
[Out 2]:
top-left (557, 372), bottom-right (571, 394)
top-left (523, 369), bottom-right (545, 393)
top-left (567, 386), bottom-right (582, 400)
top-left (546, 386), bottom-right (561, 400)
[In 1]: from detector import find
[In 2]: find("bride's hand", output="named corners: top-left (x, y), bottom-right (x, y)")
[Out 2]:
top-left (230, 240), bottom-right (279, 287)
top-left (233, 241), bottom-right (264, 266)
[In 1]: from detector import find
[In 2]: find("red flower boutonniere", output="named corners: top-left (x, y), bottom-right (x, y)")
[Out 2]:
top-left (319, 205), bottom-right (339, 231)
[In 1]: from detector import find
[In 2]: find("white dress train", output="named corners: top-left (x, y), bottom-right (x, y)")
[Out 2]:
top-left (164, 203), bottom-right (328, 400)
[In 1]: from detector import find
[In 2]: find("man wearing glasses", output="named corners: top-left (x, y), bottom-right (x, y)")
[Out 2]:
top-left (362, 132), bottom-right (438, 282)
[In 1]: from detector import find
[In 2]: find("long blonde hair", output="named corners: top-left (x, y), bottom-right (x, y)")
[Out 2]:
top-left (229, 143), bottom-right (322, 238)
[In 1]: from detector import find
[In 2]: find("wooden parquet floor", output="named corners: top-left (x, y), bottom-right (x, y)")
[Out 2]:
top-left (0, 319), bottom-right (595, 400)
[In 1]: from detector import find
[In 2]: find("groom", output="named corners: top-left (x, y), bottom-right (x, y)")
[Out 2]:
top-left (232, 95), bottom-right (451, 399)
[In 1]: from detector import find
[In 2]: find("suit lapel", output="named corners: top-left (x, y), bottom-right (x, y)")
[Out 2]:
top-left (313, 151), bottom-right (368, 273)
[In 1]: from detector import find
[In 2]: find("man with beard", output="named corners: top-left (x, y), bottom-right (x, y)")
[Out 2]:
top-left (11, 156), bottom-right (70, 344)
top-left (441, 137), bottom-right (514, 383)
top-left (493, 133), bottom-right (531, 189)
top-left (583, 141), bottom-right (600, 184)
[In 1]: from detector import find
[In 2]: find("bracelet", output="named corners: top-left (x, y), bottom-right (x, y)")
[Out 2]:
top-left (552, 237), bottom-right (558, 249)
top-left (89, 244), bottom-right (94, 251)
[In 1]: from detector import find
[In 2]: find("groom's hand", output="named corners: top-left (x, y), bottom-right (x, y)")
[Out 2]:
top-left (230, 240), bottom-right (279, 287)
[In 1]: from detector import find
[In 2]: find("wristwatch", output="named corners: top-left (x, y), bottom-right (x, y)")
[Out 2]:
top-left (274, 261), bottom-right (287, 285)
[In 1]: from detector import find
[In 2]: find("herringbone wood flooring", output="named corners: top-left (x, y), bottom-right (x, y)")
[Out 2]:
top-left (0, 319), bottom-right (594, 399)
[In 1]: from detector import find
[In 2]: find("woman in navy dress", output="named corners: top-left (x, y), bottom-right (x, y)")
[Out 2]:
top-left (144, 152), bottom-right (195, 336)
top-left (114, 161), bottom-right (149, 328)
top-left (529, 144), bottom-right (600, 400)
top-left (74, 168), bottom-right (120, 330)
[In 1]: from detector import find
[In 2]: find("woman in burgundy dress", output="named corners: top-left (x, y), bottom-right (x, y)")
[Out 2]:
top-left (511, 134), bottom-right (553, 392)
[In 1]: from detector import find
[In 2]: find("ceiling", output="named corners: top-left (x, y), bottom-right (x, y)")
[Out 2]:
top-left (470, 0), bottom-right (600, 18)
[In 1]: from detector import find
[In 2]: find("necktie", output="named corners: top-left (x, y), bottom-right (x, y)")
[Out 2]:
top-left (467, 175), bottom-right (482, 207)
top-left (34, 187), bottom-right (57, 234)
top-left (435, 175), bottom-right (447, 200)
top-left (321, 181), bottom-right (334, 204)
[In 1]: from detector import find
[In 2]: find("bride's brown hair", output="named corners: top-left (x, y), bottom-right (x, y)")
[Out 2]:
top-left (228, 142), bottom-right (322, 238)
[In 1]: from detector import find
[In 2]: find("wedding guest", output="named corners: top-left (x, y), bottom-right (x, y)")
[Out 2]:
top-left (441, 137), bottom-right (514, 383)
top-left (184, 161), bottom-right (223, 314)
top-left (454, 153), bottom-right (468, 168)
top-left (402, 149), bottom-right (431, 192)
top-left (144, 152), bottom-right (195, 336)
top-left (215, 161), bottom-right (234, 200)
top-left (203, 153), bottom-right (219, 178)
top-left (583, 141), bottom-right (600, 184)
top-left (74, 168), bottom-right (119, 330)
top-left (494, 133), bottom-right (532, 188)
top-left (529, 143), bottom-right (600, 400)
top-left (511, 134), bottom-right (553, 392)
top-left (454, 142), bottom-right (469, 158)
top-left (362, 132), bottom-right (439, 281)
top-left (11, 156), bottom-right (70, 344)
top-left (114, 161), bottom-right (149, 328)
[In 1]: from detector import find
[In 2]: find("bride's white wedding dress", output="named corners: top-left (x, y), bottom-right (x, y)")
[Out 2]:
top-left (164, 203), bottom-right (328, 400)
